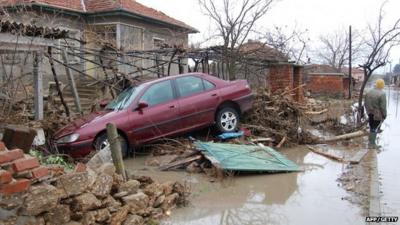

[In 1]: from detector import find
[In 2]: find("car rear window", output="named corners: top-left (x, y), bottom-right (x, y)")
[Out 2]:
top-left (176, 76), bottom-right (204, 97)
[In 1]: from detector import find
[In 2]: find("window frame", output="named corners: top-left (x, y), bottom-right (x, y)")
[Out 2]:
top-left (202, 78), bottom-right (216, 91)
top-left (138, 80), bottom-right (177, 108)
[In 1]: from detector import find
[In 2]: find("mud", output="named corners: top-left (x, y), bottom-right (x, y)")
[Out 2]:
top-left (124, 147), bottom-right (365, 225)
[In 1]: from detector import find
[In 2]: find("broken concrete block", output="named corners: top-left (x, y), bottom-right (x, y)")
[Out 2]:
top-left (14, 215), bottom-right (45, 225)
top-left (72, 193), bottom-right (102, 212)
top-left (143, 183), bottom-right (163, 198)
top-left (123, 214), bottom-right (144, 225)
top-left (153, 195), bottom-right (166, 208)
top-left (93, 208), bottom-right (111, 223)
top-left (2, 125), bottom-right (36, 153)
top-left (91, 173), bottom-right (113, 198)
top-left (122, 192), bottom-right (149, 211)
top-left (118, 180), bottom-right (140, 194)
top-left (21, 184), bottom-right (59, 216)
top-left (57, 172), bottom-right (90, 197)
top-left (65, 221), bottom-right (83, 225)
top-left (32, 128), bottom-right (45, 146)
top-left (160, 181), bottom-right (174, 196)
top-left (0, 192), bottom-right (24, 210)
top-left (43, 204), bottom-right (71, 225)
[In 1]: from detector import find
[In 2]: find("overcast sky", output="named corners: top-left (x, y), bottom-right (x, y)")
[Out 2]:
top-left (138, 0), bottom-right (400, 71)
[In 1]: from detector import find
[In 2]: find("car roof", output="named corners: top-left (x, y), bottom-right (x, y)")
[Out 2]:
top-left (142, 73), bottom-right (222, 87)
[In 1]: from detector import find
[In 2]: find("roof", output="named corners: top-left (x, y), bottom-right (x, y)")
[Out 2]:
top-left (0, 19), bottom-right (69, 39)
top-left (240, 40), bottom-right (289, 62)
top-left (0, 0), bottom-right (197, 32)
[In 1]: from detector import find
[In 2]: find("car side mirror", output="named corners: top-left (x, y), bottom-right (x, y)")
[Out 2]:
top-left (136, 101), bottom-right (148, 111)
top-left (99, 99), bottom-right (110, 108)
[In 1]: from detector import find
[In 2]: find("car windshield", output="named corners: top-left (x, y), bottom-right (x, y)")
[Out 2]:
top-left (105, 85), bottom-right (144, 110)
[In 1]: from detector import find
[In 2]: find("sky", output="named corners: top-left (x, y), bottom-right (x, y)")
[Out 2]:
top-left (137, 0), bottom-right (400, 71)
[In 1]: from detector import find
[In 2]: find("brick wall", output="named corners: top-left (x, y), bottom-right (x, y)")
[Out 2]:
top-left (293, 66), bottom-right (304, 102)
top-left (268, 64), bottom-right (294, 93)
top-left (306, 74), bottom-right (344, 98)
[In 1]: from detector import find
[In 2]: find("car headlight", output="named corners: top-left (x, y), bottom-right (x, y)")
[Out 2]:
top-left (57, 133), bottom-right (80, 144)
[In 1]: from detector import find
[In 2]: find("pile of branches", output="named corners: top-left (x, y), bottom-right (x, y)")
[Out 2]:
top-left (243, 88), bottom-right (317, 146)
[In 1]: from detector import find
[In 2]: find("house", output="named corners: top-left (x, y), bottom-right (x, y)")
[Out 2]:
top-left (238, 40), bottom-right (304, 102)
top-left (304, 64), bottom-right (352, 98)
top-left (0, 0), bottom-right (198, 80)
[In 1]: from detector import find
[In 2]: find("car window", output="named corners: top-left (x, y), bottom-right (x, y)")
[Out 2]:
top-left (140, 80), bottom-right (174, 106)
top-left (203, 79), bottom-right (216, 90)
top-left (176, 76), bottom-right (204, 97)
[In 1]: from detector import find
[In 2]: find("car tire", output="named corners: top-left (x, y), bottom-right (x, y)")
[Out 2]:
top-left (94, 132), bottom-right (129, 158)
top-left (216, 107), bottom-right (240, 133)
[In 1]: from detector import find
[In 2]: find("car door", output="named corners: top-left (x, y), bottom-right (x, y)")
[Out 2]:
top-left (175, 75), bottom-right (220, 130)
top-left (130, 80), bottom-right (180, 144)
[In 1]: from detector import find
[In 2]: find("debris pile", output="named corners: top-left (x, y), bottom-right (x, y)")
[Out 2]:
top-left (0, 141), bottom-right (189, 225)
top-left (243, 89), bottom-right (318, 146)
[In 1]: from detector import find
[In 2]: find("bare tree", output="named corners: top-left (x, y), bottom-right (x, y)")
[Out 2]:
top-left (198, 0), bottom-right (274, 80)
top-left (263, 25), bottom-right (310, 64)
top-left (316, 28), bottom-right (362, 71)
top-left (357, 1), bottom-right (400, 122)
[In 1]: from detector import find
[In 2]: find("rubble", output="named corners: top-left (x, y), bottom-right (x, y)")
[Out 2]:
top-left (0, 141), bottom-right (189, 225)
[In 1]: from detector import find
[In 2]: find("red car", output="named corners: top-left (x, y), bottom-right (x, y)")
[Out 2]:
top-left (54, 73), bottom-right (253, 158)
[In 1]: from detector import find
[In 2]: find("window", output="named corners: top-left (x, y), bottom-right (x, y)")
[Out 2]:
top-left (176, 76), bottom-right (204, 97)
top-left (105, 85), bottom-right (144, 110)
top-left (153, 38), bottom-right (165, 49)
top-left (140, 81), bottom-right (174, 106)
top-left (203, 79), bottom-right (216, 90)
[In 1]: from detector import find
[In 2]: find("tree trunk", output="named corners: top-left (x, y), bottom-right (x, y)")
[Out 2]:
top-left (357, 70), bottom-right (370, 123)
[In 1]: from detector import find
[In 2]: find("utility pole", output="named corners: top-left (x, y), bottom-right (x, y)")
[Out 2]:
top-left (348, 25), bottom-right (352, 99)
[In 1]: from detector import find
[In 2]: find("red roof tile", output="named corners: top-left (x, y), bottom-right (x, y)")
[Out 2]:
top-left (0, 0), bottom-right (197, 31)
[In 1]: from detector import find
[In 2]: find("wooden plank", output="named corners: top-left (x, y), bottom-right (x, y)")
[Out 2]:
top-left (349, 149), bottom-right (369, 164)
top-left (33, 52), bottom-right (43, 120)
top-left (307, 145), bottom-right (346, 163)
top-left (321, 130), bottom-right (367, 143)
top-left (159, 155), bottom-right (202, 171)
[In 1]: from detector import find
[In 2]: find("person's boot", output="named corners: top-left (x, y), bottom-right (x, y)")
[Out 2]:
top-left (368, 132), bottom-right (378, 148)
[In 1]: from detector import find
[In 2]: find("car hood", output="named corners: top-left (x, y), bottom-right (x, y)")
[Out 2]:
top-left (54, 110), bottom-right (122, 139)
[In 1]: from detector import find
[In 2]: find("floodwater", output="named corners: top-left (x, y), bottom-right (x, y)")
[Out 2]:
top-left (377, 87), bottom-right (400, 217)
top-left (125, 147), bottom-right (365, 225)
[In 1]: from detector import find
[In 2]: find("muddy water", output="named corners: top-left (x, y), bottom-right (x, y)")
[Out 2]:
top-left (125, 148), bottom-right (365, 225)
top-left (377, 88), bottom-right (400, 217)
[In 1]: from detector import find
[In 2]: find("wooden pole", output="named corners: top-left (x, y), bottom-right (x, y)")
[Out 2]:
top-left (61, 50), bottom-right (82, 114)
top-left (348, 25), bottom-right (352, 99)
top-left (33, 51), bottom-right (43, 120)
top-left (106, 123), bottom-right (127, 181)
top-left (47, 47), bottom-right (70, 117)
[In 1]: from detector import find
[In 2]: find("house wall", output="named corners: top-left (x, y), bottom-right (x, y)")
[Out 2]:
top-left (268, 64), bottom-right (294, 93)
top-left (306, 74), bottom-right (344, 98)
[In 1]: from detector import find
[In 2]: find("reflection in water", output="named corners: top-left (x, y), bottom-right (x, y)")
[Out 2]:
top-left (161, 148), bottom-right (364, 225)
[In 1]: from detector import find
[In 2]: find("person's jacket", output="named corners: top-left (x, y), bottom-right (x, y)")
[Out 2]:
top-left (364, 88), bottom-right (387, 121)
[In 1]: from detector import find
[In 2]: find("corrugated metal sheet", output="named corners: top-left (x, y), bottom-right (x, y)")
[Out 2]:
top-left (194, 141), bottom-right (300, 172)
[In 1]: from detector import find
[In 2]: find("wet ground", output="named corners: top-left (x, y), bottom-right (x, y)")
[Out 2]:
top-left (377, 87), bottom-right (400, 217)
top-left (125, 147), bottom-right (366, 225)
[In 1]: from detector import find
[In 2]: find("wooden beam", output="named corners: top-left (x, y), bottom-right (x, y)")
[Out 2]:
top-left (62, 49), bottom-right (82, 114)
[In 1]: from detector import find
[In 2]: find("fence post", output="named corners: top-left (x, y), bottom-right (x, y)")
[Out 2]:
top-left (106, 123), bottom-right (127, 181)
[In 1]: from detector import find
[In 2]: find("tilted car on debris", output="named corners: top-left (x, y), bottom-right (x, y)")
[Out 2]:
top-left (54, 73), bottom-right (253, 158)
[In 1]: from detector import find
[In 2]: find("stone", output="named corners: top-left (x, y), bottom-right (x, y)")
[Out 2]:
top-left (160, 181), bottom-right (174, 196)
top-left (21, 184), bottom-right (59, 216)
top-left (43, 204), bottom-right (71, 225)
top-left (102, 196), bottom-right (122, 213)
top-left (143, 183), bottom-right (163, 198)
top-left (94, 208), bottom-right (111, 223)
top-left (81, 211), bottom-right (96, 225)
top-left (153, 195), bottom-right (165, 208)
top-left (145, 158), bottom-right (160, 167)
top-left (110, 205), bottom-right (130, 225)
top-left (72, 193), bottom-right (102, 212)
top-left (0, 208), bottom-right (18, 220)
top-left (123, 215), bottom-right (144, 225)
top-left (95, 163), bottom-right (116, 176)
top-left (0, 192), bottom-right (24, 210)
top-left (57, 172), bottom-right (90, 197)
top-left (118, 180), bottom-right (140, 194)
top-left (186, 162), bottom-right (202, 173)
top-left (15, 216), bottom-right (45, 225)
top-left (122, 192), bottom-right (149, 211)
top-left (91, 173), bottom-right (113, 198)
top-left (65, 221), bottom-right (83, 225)
top-left (161, 193), bottom-right (179, 211)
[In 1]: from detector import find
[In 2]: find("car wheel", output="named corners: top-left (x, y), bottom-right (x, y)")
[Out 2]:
top-left (94, 132), bottom-right (129, 158)
top-left (216, 107), bottom-right (239, 133)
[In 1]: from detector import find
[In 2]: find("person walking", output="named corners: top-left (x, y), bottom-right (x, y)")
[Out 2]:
top-left (364, 79), bottom-right (387, 147)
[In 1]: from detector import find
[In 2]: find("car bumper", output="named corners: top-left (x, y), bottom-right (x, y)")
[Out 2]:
top-left (235, 93), bottom-right (254, 113)
top-left (56, 139), bottom-right (94, 158)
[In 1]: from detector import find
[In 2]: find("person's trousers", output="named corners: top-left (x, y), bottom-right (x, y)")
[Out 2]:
top-left (368, 114), bottom-right (381, 133)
